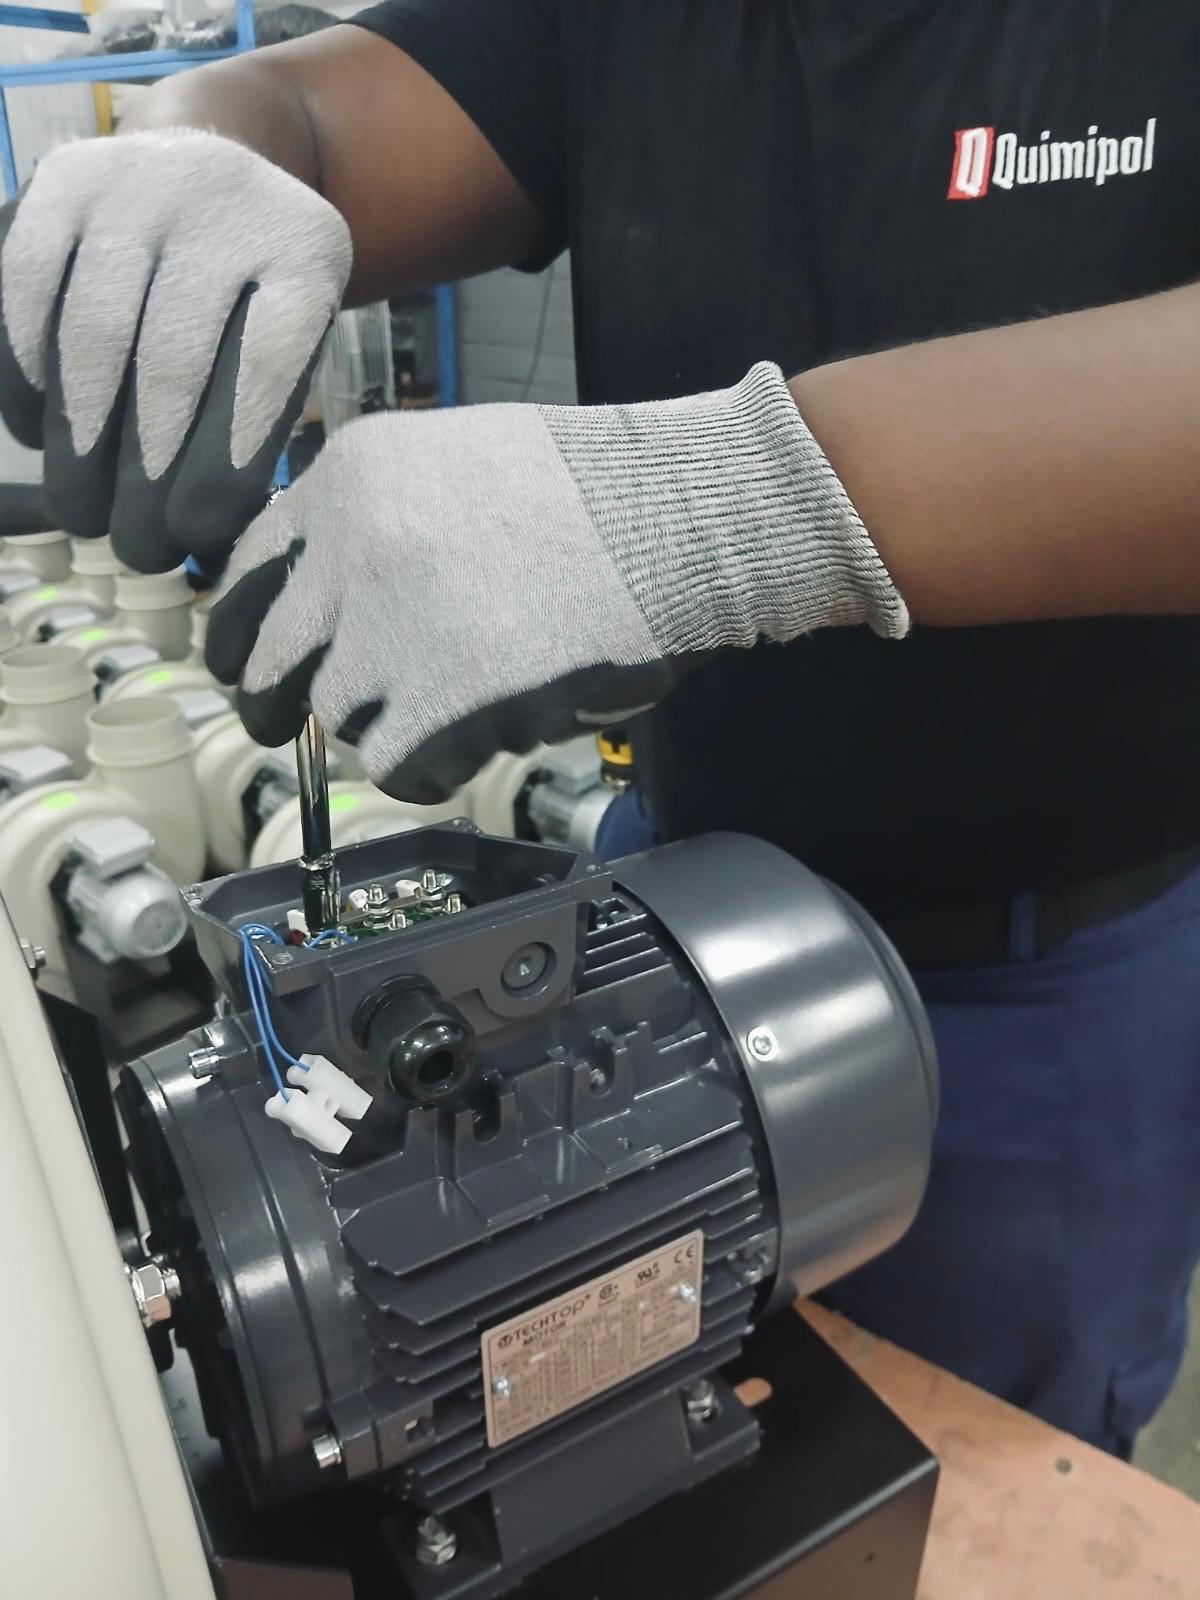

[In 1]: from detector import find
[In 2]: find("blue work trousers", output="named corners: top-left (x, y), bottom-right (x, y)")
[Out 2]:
top-left (597, 795), bottom-right (1200, 1455)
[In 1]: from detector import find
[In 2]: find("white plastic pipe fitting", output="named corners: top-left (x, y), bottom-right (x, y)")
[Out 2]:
top-left (0, 644), bottom-right (95, 771)
top-left (0, 530), bottom-right (72, 582)
top-left (113, 570), bottom-right (193, 661)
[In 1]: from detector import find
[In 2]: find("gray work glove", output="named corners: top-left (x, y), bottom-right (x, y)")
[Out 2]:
top-left (207, 362), bottom-right (909, 802)
top-left (0, 129), bottom-right (351, 571)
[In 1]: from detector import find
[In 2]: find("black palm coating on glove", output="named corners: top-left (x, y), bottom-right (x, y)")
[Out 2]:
top-left (29, 272), bottom-right (326, 573)
top-left (206, 539), bottom-right (707, 803)
top-left (0, 132), bottom-right (352, 574)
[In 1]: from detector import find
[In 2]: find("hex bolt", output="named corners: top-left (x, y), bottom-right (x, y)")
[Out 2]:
top-left (187, 1047), bottom-right (223, 1080)
top-left (420, 869), bottom-right (439, 895)
top-left (127, 1257), bottom-right (181, 1330)
top-left (588, 1065), bottom-right (608, 1092)
top-left (682, 1377), bottom-right (718, 1425)
top-left (312, 1432), bottom-right (343, 1471)
top-left (415, 1513), bottom-right (458, 1567)
top-left (366, 883), bottom-right (387, 907)
top-left (737, 1244), bottom-right (770, 1287)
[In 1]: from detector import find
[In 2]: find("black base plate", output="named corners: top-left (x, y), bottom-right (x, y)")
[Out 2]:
top-left (163, 1311), bottom-right (937, 1600)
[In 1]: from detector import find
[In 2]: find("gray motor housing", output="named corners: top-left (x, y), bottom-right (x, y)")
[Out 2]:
top-left (119, 825), bottom-right (935, 1581)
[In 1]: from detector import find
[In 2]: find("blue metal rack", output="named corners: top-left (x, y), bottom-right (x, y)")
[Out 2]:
top-left (0, 0), bottom-right (457, 406)
top-left (0, 0), bottom-right (255, 196)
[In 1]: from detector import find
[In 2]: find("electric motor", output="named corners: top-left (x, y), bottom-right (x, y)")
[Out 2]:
top-left (119, 824), bottom-right (936, 1595)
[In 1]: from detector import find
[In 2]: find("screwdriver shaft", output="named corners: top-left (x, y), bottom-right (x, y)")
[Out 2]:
top-left (296, 714), bottom-right (339, 932)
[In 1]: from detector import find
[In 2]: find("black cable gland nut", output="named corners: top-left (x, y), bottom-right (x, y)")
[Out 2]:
top-left (352, 976), bottom-right (475, 1104)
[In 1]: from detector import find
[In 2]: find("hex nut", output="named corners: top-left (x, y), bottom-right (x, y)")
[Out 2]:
top-left (127, 1258), bottom-right (179, 1329)
top-left (415, 1514), bottom-right (458, 1567)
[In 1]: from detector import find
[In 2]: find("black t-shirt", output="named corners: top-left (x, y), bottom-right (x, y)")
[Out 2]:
top-left (353, 0), bottom-right (1200, 920)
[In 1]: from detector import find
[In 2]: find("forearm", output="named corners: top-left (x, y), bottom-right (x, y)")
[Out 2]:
top-left (792, 281), bottom-right (1200, 626)
top-left (121, 52), bottom-right (322, 187)
top-left (121, 31), bottom-right (545, 303)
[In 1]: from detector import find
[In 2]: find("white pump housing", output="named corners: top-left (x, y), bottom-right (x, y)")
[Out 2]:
top-left (248, 742), bottom-right (603, 868)
top-left (190, 712), bottom-right (287, 874)
top-left (2, 536), bottom-right (121, 643)
top-left (97, 598), bottom-right (233, 714)
top-left (100, 655), bottom-right (232, 717)
top-left (249, 781), bottom-right (464, 868)
top-left (0, 610), bottom-right (19, 659)
top-left (0, 697), bottom-right (205, 1002)
top-left (468, 745), bottom-right (585, 837)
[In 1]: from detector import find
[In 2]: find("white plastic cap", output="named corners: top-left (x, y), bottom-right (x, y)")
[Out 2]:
top-left (286, 909), bottom-right (309, 938)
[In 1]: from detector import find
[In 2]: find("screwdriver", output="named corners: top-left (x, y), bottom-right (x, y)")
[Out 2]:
top-left (295, 712), bottom-right (340, 934)
top-left (260, 479), bottom-right (340, 934)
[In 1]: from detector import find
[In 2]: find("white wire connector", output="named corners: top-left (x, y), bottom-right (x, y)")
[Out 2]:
top-left (294, 1054), bottom-right (373, 1120)
top-left (264, 1055), bottom-right (373, 1154)
top-left (286, 908), bottom-right (310, 938)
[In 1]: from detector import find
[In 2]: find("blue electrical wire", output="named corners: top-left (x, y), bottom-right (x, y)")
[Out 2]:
top-left (240, 936), bottom-right (288, 1098)
top-left (237, 924), bottom-right (307, 1100)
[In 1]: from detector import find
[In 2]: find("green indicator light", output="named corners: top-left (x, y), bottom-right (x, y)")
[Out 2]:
top-left (144, 669), bottom-right (175, 687)
top-left (79, 629), bottom-right (108, 643)
top-left (33, 586), bottom-right (57, 603)
top-left (39, 791), bottom-right (80, 812)
top-left (328, 793), bottom-right (360, 814)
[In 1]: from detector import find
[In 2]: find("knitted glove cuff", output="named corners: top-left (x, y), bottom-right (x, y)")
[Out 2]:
top-left (540, 362), bottom-right (909, 652)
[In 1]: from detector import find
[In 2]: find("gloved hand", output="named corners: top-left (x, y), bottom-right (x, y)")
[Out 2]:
top-left (206, 362), bottom-right (909, 802)
top-left (0, 129), bottom-right (351, 571)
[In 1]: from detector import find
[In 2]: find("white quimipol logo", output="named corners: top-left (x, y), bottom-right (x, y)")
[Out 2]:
top-left (948, 118), bottom-right (1158, 200)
